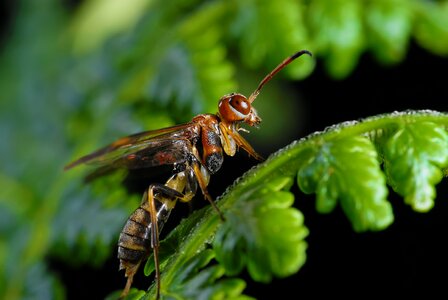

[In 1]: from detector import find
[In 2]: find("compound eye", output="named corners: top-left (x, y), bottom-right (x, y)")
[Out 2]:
top-left (229, 95), bottom-right (250, 115)
top-left (218, 93), bottom-right (251, 122)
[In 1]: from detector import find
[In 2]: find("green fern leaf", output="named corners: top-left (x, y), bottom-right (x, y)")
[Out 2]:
top-left (141, 250), bottom-right (250, 300)
top-left (230, 0), bottom-right (314, 79)
top-left (116, 1), bottom-right (236, 116)
top-left (143, 205), bottom-right (210, 277)
top-left (308, 0), bottom-right (364, 78)
top-left (214, 177), bottom-right (308, 282)
top-left (297, 135), bottom-right (392, 231)
top-left (51, 185), bottom-right (131, 265)
top-left (365, 0), bottom-right (412, 63)
top-left (383, 121), bottom-right (448, 212)
top-left (414, 1), bottom-right (448, 56)
top-left (161, 249), bottom-right (249, 300)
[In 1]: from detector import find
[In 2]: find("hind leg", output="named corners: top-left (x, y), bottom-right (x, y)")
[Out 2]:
top-left (119, 180), bottom-right (190, 299)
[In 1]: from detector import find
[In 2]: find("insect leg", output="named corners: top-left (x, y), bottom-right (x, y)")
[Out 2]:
top-left (119, 183), bottom-right (182, 299)
top-left (147, 185), bottom-right (161, 299)
top-left (148, 183), bottom-right (184, 299)
top-left (190, 160), bottom-right (225, 221)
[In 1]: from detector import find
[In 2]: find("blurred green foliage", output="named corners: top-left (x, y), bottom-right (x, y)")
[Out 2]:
top-left (1, 0), bottom-right (448, 299)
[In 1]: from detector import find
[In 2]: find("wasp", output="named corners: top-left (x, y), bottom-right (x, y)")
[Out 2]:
top-left (65, 50), bottom-right (311, 299)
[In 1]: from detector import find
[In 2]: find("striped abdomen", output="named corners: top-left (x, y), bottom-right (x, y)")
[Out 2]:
top-left (117, 197), bottom-right (172, 274)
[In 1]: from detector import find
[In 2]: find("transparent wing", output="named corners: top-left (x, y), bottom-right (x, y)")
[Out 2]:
top-left (65, 122), bottom-right (200, 171)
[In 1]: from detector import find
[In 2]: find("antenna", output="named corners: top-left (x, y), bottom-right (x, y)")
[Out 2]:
top-left (248, 50), bottom-right (312, 103)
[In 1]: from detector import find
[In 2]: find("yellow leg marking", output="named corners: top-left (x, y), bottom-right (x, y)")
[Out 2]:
top-left (192, 163), bottom-right (225, 221)
top-left (148, 187), bottom-right (161, 300)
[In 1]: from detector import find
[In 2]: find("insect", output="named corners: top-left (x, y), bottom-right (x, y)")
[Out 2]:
top-left (64, 50), bottom-right (311, 299)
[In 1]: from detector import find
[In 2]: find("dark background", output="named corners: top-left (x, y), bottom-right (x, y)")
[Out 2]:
top-left (271, 44), bottom-right (448, 298)
top-left (281, 45), bottom-right (448, 298)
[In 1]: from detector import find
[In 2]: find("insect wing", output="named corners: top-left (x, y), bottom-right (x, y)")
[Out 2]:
top-left (113, 138), bottom-right (192, 169)
top-left (65, 122), bottom-right (199, 170)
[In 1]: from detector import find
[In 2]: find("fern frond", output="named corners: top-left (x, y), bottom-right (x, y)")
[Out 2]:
top-left (134, 110), bottom-right (448, 299)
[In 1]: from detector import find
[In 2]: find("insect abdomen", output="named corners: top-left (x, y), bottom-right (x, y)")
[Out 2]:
top-left (118, 207), bottom-right (152, 270)
top-left (118, 200), bottom-right (171, 274)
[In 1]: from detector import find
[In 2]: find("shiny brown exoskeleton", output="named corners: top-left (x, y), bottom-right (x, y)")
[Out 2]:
top-left (64, 50), bottom-right (311, 299)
